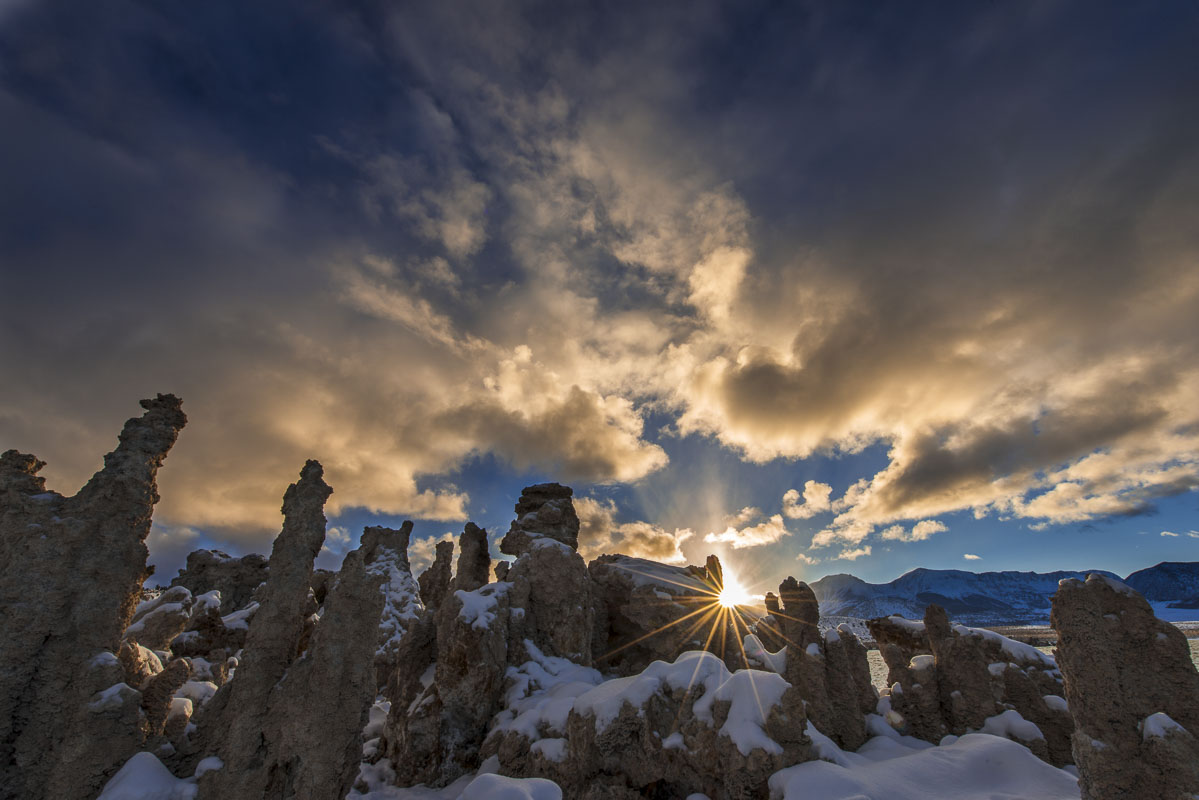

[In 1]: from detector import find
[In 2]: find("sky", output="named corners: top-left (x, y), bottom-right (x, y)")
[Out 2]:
top-left (2, 0), bottom-right (1198, 596)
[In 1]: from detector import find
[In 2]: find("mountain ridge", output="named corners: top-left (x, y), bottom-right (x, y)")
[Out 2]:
top-left (810, 561), bottom-right (1199, 624)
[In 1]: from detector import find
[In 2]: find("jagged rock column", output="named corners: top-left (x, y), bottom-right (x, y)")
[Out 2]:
top-left (0, 394), bottom-right (186, 800)
top-left (1052, 574), bottom-right (1199, 798)
top-left (502, 483), bottom-right (594, 664)
top-left (187, 460), bottom-right (387, 799)
top-left (384, 522), bottom-right (512, 787)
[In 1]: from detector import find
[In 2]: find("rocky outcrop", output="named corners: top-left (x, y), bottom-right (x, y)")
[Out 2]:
top-left (868, 605), bottom-right (1071, 764)
top-left (170, 550), bottom-right (269, 614)
top-left (499, 482), bottom-right (580, 555)
top-left (489, 650), bottom-right (810, 800)
top-left (770, 578), bottom-right (873, 750)
top-left (383, 524), bottom-right (511, 787)
top-left (361, 522), bottom-right (424, 689)
top-left (0, 394), bottom-right (186, 800)
top-left (589, 554), bottom-right (728, 675)
top-left (194, 460), bottom-right (384, 799)
top-left (1052, 573), bottom-right (1199, 798)
top-left (125, 585), bottom-right (195, 651)
top-left (503, 484), bottom-right (594, 664)
top-left (454, 522), bottom-right (492, 592)
top-left (418, 539), bottom-right (454, 610)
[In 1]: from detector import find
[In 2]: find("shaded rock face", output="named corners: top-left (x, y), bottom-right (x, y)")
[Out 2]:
top-left (1052, 574), bottom-right (1199, 799)
top-left (383, 524), bottom-right (511, 787)
top-left (170, 550), bottom-right (269, 614)
top-left (500, 483), bottom-right (579, 555)
top-left (195, 461), bottom-right (382, 800)
top-left (0, 394), bottom-right (186, 800)
top-left (771, 578), bottom-right (873, 751)
top-left (418, 539), bottom-right (454, 610)
top-left (588, 554), bottom-right (732, 676)
top-left (502, 485), bottom-right (594, 664)
top-left (868, 605), bottom-right (1071, 765)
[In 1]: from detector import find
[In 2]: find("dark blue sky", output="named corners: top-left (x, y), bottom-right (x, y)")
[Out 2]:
top-left (2, 0), bottom-right (1197, 591)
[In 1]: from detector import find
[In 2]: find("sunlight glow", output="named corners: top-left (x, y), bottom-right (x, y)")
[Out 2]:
top-left (717, 576), bottom-right (751, 608)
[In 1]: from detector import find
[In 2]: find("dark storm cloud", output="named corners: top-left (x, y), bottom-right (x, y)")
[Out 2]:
top-left (2, 0), bottom-right (1198, 564)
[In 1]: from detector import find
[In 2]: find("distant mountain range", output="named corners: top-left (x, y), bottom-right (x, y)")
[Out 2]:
top-left (811, 562), bottom-right (1199, 624)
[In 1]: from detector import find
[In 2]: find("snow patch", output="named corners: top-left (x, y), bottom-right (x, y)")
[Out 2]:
top-left (1142, 712), bottom-right (1189, 741)
top-left (98, 752), bottom-right (197, 800)
top-left (455, 582), bottom-right (512, 630)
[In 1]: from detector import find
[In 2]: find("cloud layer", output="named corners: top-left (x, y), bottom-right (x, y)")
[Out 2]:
top-left (1, 0), bottom-right (1197, 570)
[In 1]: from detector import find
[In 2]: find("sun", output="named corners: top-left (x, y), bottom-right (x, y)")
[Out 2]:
top-left (717, 576), bottom-right (751, 608)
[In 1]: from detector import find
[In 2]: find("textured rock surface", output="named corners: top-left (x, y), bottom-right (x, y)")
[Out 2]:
top-left (418, 539), bottom-right (454, 610)
top-left (170, 550), bottom-right (269, 614)
top-left (1052, 573), bottom-right (1199, 798)
top-left (125, 585), bottom-right (195, 651)
top-left (503, 486), bottom-right (594, 664)
top-left (361, 522), bottom-right (424, 689)
top-left (492, 651), bottom-right (810, 800)
top-left (195, 461), bottom-right (383, 799)
top-left (454, 522), bottom-right (492, 592)
top-left (0, 394), bottom-right (186, 800)
top-left (193, 460), bottom-right (332, 792)
top-left (773, 578), bottom-right (872, 750)
top-left (589, 554), bottom-right (723, 675)
top-left (499, 483), bottom-right (580, 555)
top-left (868, 605), bottom-right (1070, 764)
top-left (384, 523), bottom-right (511, 787)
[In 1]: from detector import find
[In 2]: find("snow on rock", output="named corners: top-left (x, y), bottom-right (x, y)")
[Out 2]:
top-left (543, 650), bottom-right (810, 799)
top-left (1141, 712), bottom-right (1189, 741)
top-left (169, 550), bottom-right (269, 615)
top-left (125, 586), bottom-right (195, 651)
top-left (868, 604), bottom-right (1071, 765)
top-left (768, 733), bottom-right (1080, 800)
top-left (1043, 695), bottom-right (1069, 713)
top-left (174, 680), bottom-right (218, 706)
top-left (456, 582), bottom-right (513, 630)
top-left (361, 522), bottom-right (426, 689)
top-left (459, 773), bottom-right (562, 800)
top-left (979, 709), bottom-right (1045, 742)
top-left (97, 752), bottom-right (197, 800)
top-left (743, 634), bottom-right (787, 673)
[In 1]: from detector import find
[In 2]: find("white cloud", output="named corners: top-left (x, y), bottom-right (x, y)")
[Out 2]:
top-left (704, 513), bottom-right (789, 550)
top-left (782, 480), bottom-right (834, 519)
top-left (576, 497), bottom-right (693, 564)
top-left (879, 519), bottom-right (948, 543)
top-left (796, 552), bottom-right (821, 566)
top-left (836, 545), bottom-right (872, 561)
top-left (963, 553), bottom-right (981, 561)
top-left (1161, 530), bottom-right (1179, 537)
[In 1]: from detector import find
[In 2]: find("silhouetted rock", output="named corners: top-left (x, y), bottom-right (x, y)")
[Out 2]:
top-left (0, 394), bottom-right (186, 800)
top-left (418, 539), bottom-right (454, 610)
top-left (1052, 573), bottom-right (1199, 798)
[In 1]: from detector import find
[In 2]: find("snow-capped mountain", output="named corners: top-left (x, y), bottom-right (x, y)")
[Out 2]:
top-left (1123, 562), bottom-right (1199, 601)
top-left (810, 567), bottom-right (1127, 624)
